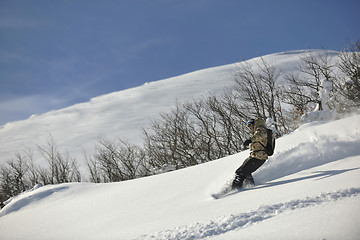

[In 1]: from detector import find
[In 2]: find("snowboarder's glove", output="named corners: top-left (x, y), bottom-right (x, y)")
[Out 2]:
top-left (243, 139), bottom-right (252, 148)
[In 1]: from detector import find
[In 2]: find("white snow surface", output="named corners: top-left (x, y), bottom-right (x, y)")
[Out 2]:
top-left (0, 50), bottom-right (359, 239)
top-left (0, 114), bottom-right (359, 240)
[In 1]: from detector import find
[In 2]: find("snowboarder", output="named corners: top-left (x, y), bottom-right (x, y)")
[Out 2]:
top-left (231, 117), bottom-right (270, 190)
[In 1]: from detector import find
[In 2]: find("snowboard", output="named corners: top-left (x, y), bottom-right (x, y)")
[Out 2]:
top-left (211, 188), bottom-right (236, 199)
top-left (211, 182), bottom-right (255, 199)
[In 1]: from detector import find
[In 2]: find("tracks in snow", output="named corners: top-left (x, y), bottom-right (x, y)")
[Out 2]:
top-left (136, 188), bottom-right (360, 240)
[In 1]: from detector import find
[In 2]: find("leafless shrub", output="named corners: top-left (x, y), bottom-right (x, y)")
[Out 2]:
top-left (335, 41), bottom-right (360, 111)
top-left (234, 57), bottom-right (289, 134)
top-left (0, 136), bottom-right (81, 206)
top-left (87, 137), bottom-right (147, 182)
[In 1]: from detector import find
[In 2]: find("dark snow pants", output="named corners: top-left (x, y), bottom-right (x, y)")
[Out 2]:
top-left (232, 157), bottom-right (266, 189)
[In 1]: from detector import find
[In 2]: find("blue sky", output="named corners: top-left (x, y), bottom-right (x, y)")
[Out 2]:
top-left (0, 0), bottom-right (359, 125)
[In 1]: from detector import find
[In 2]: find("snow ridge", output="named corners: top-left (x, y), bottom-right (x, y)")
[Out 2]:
top-left (137, 188), bottom-right (360, 240)
top-left (0, 184), bottom-right (69, 217)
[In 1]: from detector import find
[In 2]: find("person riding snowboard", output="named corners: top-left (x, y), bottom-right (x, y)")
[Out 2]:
top-left (232, 117), bottom-right (269, 190)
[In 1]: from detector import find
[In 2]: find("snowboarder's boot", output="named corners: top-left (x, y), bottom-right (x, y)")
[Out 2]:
top-left (231, 174), bottom-right (244, 190)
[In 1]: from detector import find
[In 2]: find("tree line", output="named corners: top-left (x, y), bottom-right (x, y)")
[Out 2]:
top-left (1, 41), bottom-right (359, 206)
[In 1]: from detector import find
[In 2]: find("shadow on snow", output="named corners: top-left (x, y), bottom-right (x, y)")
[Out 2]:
top-left (0, 185), bottom-right (69, 217)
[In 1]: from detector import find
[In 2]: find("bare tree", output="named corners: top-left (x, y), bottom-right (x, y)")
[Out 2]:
top-left (115, 139), bottom-right (146, 179)
top-left (0, 150), bottom-right (37, 205)
top-left (0, 165), bottom-right (13, 206)
top-left (89, 137), bottom-right (147, 182)
top-left (335, 41), bottom-right (360, 110)
top-left (0, 149), bottom-right (38, 205)
top-left (283, 52), bottom-right (336, 114)
top-left (85, 153), bottom-right (103, 183)
top-left (184, 98), bottom-right (220, 162)
top-left (234, 57), bottom-right (288, 134)
top-left (143, 103), bottom-right (199, 171)
top-left (186, 93), bottom-right (249, 157)
top-left (94, 137), bottom-right (125, 182)
top-left (37, 135), bottom-right (81, 184)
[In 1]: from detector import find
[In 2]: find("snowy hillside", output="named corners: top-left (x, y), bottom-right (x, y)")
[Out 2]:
top-left (0, 49), bottom-right (359, 239)
top-left (0, 50), bottom-right (339, 172)
top-left (0, 113), bottom-right (359, 239)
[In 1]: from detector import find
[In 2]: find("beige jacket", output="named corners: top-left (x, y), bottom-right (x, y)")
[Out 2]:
top-left (249, 118), bottom-right (268, 160)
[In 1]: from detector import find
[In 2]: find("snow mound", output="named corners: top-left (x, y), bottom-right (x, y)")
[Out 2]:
top-left (0, 184), bottom-right (68, 217)
top-left (254, 114), bottom-right (360, 184)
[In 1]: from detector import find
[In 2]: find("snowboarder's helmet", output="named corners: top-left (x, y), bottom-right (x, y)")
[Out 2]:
top-left (246, 119), bottom-right (255, 129)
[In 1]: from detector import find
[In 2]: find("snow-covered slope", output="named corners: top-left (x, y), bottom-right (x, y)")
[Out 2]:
top-left (0, 50), bottom-right (339, 170)
top-left (0, 114), bottom-right (359, 239)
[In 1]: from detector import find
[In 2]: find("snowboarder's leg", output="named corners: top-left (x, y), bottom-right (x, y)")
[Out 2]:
top-left (232, 157), bottom-right (265, 189)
